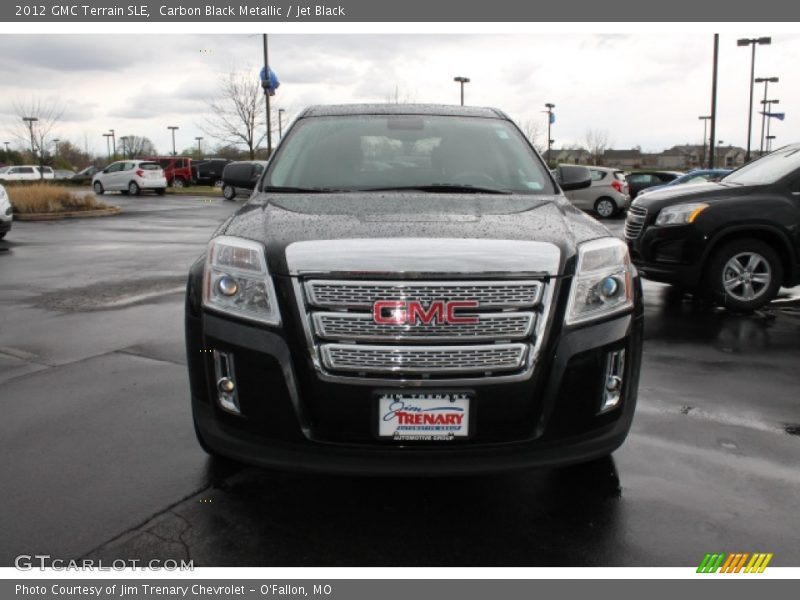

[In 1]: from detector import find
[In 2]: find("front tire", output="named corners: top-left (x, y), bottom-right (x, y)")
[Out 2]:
top-left (222, 184), bottom-right (236, 201)
top-left (706, 238), bottom-right (782, 311)
top-left (594, 197), bottom-right (617, 219)
top-left (93, 181), bottom-right (104, 195)
top-left (128, 181), bottom-right (141, 196)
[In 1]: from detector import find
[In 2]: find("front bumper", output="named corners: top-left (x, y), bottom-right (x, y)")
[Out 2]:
top-left (186, 280), bottom-right (644, 476)
top-left (628, 223), bottom-right (705, 287)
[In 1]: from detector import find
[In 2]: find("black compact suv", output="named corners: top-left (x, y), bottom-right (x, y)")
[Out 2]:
top-left (185, 104), bottom-right (644, 475)
top-left (192, 158), bottom-right (231, 187)
top-left (626, 144), bottom-right (800, 310)
top-left (221, 160), bottom-right (268, 201)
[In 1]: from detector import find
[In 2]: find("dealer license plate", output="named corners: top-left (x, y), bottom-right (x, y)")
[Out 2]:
top-left (377, 392), bottom-right (471, 441)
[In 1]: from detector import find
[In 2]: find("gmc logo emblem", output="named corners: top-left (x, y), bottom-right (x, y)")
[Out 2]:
top-left (373, 300), bottom-right (479, 325)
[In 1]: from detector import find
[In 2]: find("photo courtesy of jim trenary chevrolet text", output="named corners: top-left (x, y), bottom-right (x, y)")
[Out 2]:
top-left (0, 0), bottom-right (798, 595)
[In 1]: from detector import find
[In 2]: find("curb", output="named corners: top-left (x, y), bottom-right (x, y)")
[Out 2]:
top-left (14, 206), bottom-right (122, 221)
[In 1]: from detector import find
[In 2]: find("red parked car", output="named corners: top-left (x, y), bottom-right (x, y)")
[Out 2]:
top-left (144, 156), bottom-right (194, 188)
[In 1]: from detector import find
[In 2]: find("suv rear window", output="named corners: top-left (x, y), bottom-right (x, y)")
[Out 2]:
top-left (139, 162), bottom-right (160, 170)
top-left (613, 171), bottom-right (626, 181)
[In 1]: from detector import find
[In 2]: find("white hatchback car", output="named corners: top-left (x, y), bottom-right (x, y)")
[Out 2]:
top-left (0, 183), bottom-right (12, 239)
top-left (0, 165), bottom-right (55, 181)
top-left (92, 160), bottom-right (167, 196)
top-left (564, 165), bottom-right (630, 218)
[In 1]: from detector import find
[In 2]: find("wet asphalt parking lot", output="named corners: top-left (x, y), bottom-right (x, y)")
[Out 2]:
top-left (1, 192), bottom-right (798, 567)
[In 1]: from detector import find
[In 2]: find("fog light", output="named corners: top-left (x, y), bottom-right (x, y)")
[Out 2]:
top-left (218, 377), bottom-right (235, 394)
top-left (217, 275), bottom-right (239, 297)
top-left (212, 350), bottom-right (240, 414)
top-left (600, 349), bottom-right (625, 413)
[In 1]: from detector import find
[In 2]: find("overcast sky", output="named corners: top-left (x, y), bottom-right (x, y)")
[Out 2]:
top-left (0, 33), bottom-right (797, 159)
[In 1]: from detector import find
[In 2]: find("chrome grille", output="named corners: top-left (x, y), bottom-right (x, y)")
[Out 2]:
top-left (320, 343), bottom-right (528, 374)
top-left (624, 205), bottom-right (648, 240)
top-left (305, 280), bottom-right (542, 309)
top-left (313, 311), bottom-right (536, 342)
top-left (297, 278), bottom-right (550, 380)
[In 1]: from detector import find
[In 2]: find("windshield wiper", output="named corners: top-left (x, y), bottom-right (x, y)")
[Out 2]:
top-left (262, 186), bottom-right (350, 193)
top-left (362, 184), bottom-right (513, 195)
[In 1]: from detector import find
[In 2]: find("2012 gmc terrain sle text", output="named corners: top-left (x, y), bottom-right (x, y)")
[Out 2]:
top-left (185, 104), bottom-right (644, 475)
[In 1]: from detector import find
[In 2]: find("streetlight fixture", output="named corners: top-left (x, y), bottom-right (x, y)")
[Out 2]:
top-left (543, 103), bottom-right (555, 164)
top-left (698, 116), bottom-right (711, 168)
top-left (195, 136), bottom-right (203, 156)
top-left (167, 126), bottom-right (179, 157)
top-left (102, 133), bottom-right (113, 161)
top-left (278, 108), bottom-right (285, 139)
top-left (736, 37), bottom-right (771, 162)
top-left (453, 76), bottom-right (470, 106)
top-left (754, 77), bottom-right (779, 155)
top-left (109, 129), bottom-right (116, 157)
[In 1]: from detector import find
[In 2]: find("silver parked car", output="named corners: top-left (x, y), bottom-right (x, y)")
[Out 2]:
top-left (0, 183), bottom-right (12, 239)
top-left (92, 160), bottom-right (167, 196)
top-left (564, 165), bottom-right (630, 218)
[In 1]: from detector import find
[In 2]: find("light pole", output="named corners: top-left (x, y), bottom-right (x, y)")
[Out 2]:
top-left (120, 136), bottom-right (129, 159)
top-left (3, 142), bottom-right (9, 153)
top-left (278, 108), bottom-right (285, 139)
top-left (195, 136), bottom-right (203, 157)
top-left (453, 76), bottom-right (470, 106)
top-left (53, 138), bottom-right (60, 165)
top-left (544, 103), bottom-right (555, 165)
top-left (755, 77), bottom-right (778, 155)
top-left (698, 116), bottom-right (711, 168)
top-left (762, 99), bottom-right (779, 151)
top-left (736, 37), bottom-right (771, 162)
top-left (109, 129), bottom-right (116, 158)
top-left (102, 133), bottom-right (112, 162)
top-left (766, 135), bottom-right (776, 152)
top-left (167, 126), bottom-right (179, 157)
top-left (262, 33), bottom-right (273, 158)
top-left (22, 116), bottom-right (38, 159)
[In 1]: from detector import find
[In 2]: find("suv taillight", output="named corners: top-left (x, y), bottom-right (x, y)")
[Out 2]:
top-left (136, 169), bottom-right (144, 177)
top-left (611, 180), bottom-right (623, 193)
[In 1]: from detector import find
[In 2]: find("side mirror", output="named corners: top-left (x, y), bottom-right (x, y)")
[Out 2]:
top-left (557, 165), bottom-right (592, 191)
top-left (102, 169), bottom-right (109, 174)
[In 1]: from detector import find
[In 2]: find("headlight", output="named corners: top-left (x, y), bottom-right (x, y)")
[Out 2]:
top-left (655, 202), bottom-right (708, 226)
top-left (202, 235), bottom-right (281, 326)
top-left (565, 237), bottom-right (634, 326)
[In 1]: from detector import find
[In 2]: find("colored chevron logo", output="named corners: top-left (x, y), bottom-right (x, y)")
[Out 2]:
top-left (697, 552), bottom-right (773, 573)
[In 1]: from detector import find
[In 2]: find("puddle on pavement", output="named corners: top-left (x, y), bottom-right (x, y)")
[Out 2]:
top-left (31, 276), bottom-right (186, 312)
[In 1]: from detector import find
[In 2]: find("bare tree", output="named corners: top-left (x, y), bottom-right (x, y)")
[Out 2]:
top-left (384, 85), bottom-right (416, 104)
top-left (582, 129), bottom-right (614, 165)
top-left (201, 71), bottom-right (266, 160)
top-left (12, 98), bottom-right (64, 178)
top-left (118, 135), bottom-right (157, 158)
top-left (518, 119), bottom-right (545, 154)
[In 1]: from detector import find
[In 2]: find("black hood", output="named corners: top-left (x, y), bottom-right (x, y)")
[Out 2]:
top-left (220, 192), bottom-right (610, 276)
top-left (632, 181), bottom-right (756, 213)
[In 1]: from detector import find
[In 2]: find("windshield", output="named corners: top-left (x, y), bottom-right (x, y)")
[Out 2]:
top-left (723, 146), bottom-right (800, 186)
top-left (263, 114), bottom-right (554, 194)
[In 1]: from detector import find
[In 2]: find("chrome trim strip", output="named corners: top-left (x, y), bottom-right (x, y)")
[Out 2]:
top-left (320, 343), bottom-right (529, 374)
top-left (286, 238), bottom-right (561, 276)
top-left (312, 311), bottom-right (537, 342)
top-left (304, 279), bottom-right (544, 310)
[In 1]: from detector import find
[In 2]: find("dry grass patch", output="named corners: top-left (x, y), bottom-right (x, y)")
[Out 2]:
top-left (8, 184), bottom-right (110, 214)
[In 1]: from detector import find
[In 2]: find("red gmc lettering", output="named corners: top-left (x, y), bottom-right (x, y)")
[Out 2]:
top-left (408, 301), bottom-right (445, 324)
top-left (373, 301), bottom-right (406, 324)
top-left (446, 301), bottom-right (479, 324)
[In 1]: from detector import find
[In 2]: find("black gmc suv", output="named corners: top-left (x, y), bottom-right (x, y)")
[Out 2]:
top-left (185, 104), bottom-right (644, 475)
top-left (626, 144), bottom-right (800, 310)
